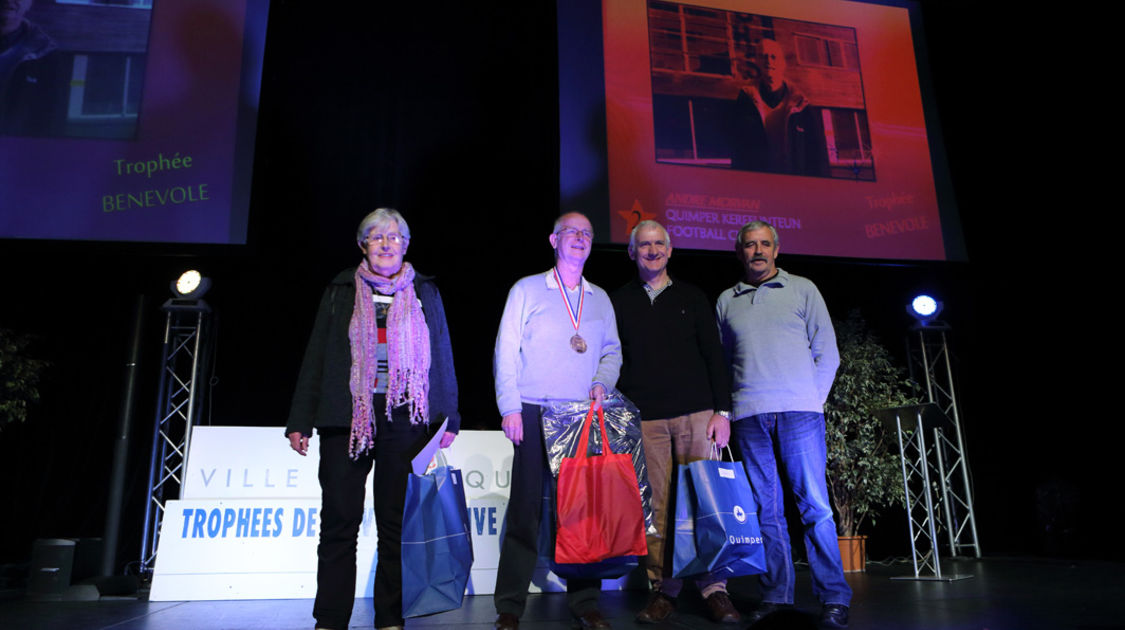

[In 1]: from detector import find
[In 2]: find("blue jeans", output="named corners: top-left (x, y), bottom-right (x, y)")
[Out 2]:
top-left (732, 412), bottom-right (851, 606)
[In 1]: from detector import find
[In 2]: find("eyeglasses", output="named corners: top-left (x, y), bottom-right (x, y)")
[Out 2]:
top-left (556, 227), bottom-right (594, 240)
top-left (364, 232), bottom-right (404, 246)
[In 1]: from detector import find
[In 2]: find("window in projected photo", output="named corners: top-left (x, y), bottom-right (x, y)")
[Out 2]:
top-left (69, 53), bottom-right (144, 118)
top-left (648, 1), bottom-right (875, 181)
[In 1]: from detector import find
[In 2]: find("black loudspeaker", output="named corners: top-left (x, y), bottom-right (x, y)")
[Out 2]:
top-left (26, 538), bottom-right (106, 601)
top-left (26, 539), bottom-right (75, 600)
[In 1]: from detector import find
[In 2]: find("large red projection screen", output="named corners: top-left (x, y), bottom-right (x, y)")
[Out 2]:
top-left (581, 0), bottom-right (956, 261)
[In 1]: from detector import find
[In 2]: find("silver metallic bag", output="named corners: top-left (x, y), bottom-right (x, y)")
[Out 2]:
top-left (540, 391), bottom-right (655, 535)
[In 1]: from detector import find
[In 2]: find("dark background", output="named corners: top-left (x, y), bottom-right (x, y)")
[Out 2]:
top-left (0, 1), bottom-right (1107, 574)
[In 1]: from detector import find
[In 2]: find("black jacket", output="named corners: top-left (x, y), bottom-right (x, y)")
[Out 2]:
top-left (285, 268), bottom-right (460, 435)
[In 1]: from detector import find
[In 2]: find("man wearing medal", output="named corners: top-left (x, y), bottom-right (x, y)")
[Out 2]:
top-left (492, 212), bottom-right (623, 630)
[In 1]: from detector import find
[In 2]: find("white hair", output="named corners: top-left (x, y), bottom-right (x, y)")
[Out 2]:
top-left (356, 207), bottom-right (410, 246)
top-left (627, 220), bottom-right (671, 255)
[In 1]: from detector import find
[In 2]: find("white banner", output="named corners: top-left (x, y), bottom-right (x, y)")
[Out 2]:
top-left (152, 427), bottom-right (640, 601)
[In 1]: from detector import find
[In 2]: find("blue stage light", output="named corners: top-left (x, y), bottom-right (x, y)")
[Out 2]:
top-left (912, 295), bottom-right (937, 317)
top-left (907, 294), bottom-right (943, 326)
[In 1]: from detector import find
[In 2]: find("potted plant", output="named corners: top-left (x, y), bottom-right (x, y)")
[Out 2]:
top-left (1, 327), bottom-right (49, 432)
top-left (824, 310), bottom-right (917, 571)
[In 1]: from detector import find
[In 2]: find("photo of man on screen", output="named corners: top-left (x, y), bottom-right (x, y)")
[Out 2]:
top-left (0, 0), bottom-right (65, 136)
top-left (729, 38), bottom-right (816, 175)
top-left (648, 2), bottom-right (877, 181)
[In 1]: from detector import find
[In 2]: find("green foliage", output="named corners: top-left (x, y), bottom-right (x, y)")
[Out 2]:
top-left (825, 310), bottom-right (917, 536)
top-left (0, 327), bottom-right (49, 430)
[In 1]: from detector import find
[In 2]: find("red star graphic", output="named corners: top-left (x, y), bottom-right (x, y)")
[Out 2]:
top-left (616, 200), bottom-right (656, 236)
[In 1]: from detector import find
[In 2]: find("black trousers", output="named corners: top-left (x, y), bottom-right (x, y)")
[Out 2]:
top-left (493, 403), bottom-right (600, 617)
top-left (312, 412), bottom-right (433, 630)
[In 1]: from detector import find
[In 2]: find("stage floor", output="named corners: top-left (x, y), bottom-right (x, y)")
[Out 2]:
top-left (1, 557), bottom-right (1121, 629)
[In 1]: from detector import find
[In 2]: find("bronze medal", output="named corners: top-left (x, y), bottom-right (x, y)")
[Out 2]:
top-left (554, 267), bottom-right (589, 355)
top-left (570, 334), bottom-right (587, 354)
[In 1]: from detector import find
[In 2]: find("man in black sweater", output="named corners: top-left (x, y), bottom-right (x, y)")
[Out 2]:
top-left (610, 220), bottom-right (738, 624)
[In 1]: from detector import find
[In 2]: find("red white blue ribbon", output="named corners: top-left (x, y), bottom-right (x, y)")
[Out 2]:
top-left (553, 266), bottom-right (584, 333)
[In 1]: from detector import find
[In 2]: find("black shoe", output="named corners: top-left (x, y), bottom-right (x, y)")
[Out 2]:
top-left (494, 612), bottom-right (520, 630)
top-left (819, 604), bottom-right (849, 629)
top-left (573, 609), bottom-right (612, 629)
top-left (635, 592), bottom-right (675, 624)
top-left (745, 601), bottom-right (791, 626)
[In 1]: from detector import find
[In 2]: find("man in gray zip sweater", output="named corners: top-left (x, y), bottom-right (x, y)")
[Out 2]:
top-left (715, 220), bottom-right (851, 629)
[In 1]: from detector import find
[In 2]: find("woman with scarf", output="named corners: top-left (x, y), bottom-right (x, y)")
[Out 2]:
top-left (285, 208), bottom-right (460, 630)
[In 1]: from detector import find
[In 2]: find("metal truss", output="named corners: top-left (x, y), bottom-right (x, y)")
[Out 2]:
top-left (909, 326), bottom-right (981, 559)
top-left (882, 404), bottom-right (971, 581)
top-left (139, 302), bottom-right (212, 574)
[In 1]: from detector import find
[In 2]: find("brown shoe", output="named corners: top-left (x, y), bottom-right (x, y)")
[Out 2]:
top-left (494, 612), bottom-right (520, 630)
top-left (635, 592), bottom-right (675, 623)
top-left (705, 591), bottom-right (741, 624)
top-left (573, 609), bottom-right (612, 629)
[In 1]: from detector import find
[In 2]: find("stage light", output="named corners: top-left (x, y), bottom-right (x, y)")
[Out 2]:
top-left (912, 295), bottom-right (937, 317)
top-left (165, 270), bottom-right (212, 312)
top-left (176, 270), bottom-right (201, 295)
top-left (171, 270), bottom-right (211, 300)
top-left (907, 294), bottom-right (943, 327)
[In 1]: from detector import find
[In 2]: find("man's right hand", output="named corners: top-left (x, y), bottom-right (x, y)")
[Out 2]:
top-left (706, 413), bottom-right (731, 449)
top-left (502, 412), bottom-right (523, 445)
top-left (287, 431), bottom-right (309, 456)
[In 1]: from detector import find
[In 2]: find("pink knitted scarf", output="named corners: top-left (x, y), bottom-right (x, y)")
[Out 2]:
top-left (347, 261), bottom-right (431, 458)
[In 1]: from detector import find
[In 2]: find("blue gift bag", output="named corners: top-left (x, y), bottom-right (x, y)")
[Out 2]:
top-left (401, 465), bottom-right (474, 618)
top-left (672, 457), bottom-right (766, 579)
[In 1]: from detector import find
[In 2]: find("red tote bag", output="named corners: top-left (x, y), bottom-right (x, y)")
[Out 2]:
top-left (554, 403), bottom-right (648, 564)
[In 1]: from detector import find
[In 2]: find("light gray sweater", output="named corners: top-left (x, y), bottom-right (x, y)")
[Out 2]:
top-left (494, 270), bottom-right (621, 416)
top-left (715, 269), bottom-right (839, 420)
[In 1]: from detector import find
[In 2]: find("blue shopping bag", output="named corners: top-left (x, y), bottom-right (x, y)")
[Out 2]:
top-left (401, 465), bottom-right (474, 618)
top-left (672, 451), bottom-right (766, 579)
top-left (672, 465), bottom-right (704, 577)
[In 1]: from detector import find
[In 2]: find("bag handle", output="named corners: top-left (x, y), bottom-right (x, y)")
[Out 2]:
top-left (575, 402), bottom-right (610, 458)
top-left (596, 405), bottom-right (610, 455)
top-left (708, 442), bottom-right (735, 462)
